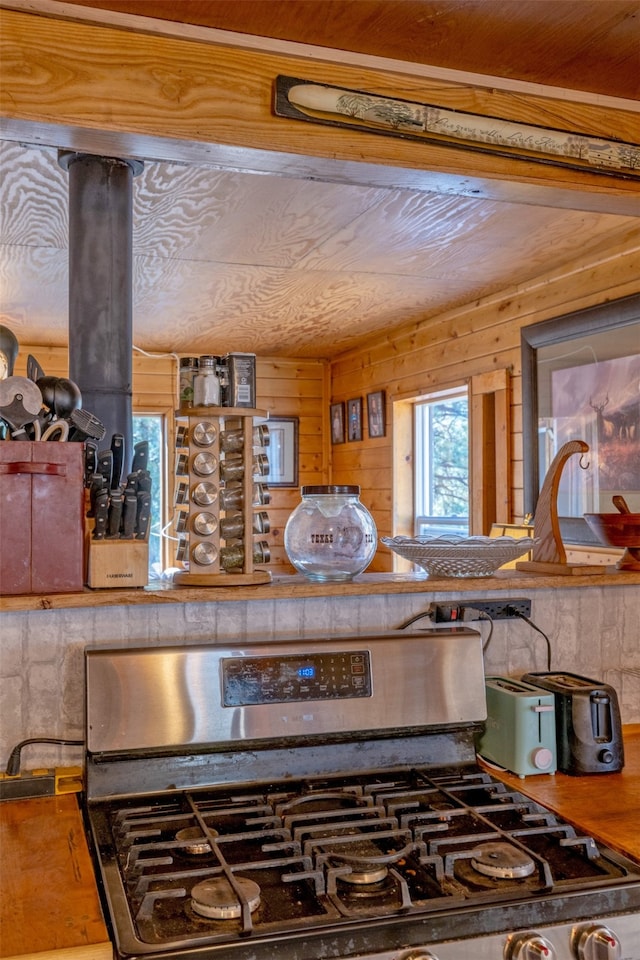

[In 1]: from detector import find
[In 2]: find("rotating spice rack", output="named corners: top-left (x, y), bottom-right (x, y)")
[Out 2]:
top-left (172, 406), bottom-right (272, 586)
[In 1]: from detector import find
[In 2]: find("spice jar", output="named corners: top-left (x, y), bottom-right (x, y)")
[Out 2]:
top-left (193, 355), bottom-right (221, 407)
top-left (220, 541), bottom-right (270, 571)
top-left (284, 485), bottom-right (377, 581)
top-left (179, 357), bottom-right (198, 408)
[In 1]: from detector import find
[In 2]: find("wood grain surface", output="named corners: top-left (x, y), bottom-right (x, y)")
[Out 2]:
top-left (484, 724), bottom-right (640, 863)
top-left (2, 6), bottom-right (639, 360)
top-left (0, 795), bottom-right (110, 959)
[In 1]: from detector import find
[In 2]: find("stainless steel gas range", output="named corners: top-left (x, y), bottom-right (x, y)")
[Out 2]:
top-left (84, 629), bottom-right (640, 960)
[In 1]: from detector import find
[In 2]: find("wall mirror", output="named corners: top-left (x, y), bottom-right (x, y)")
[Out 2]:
top-left (522, 293), bottom-right (640, 543)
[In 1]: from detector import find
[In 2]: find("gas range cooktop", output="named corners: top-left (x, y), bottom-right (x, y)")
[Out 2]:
top-left (87, 765), bottom-right (640, 959)
top-left (84, 632), bottom-right (640, 959)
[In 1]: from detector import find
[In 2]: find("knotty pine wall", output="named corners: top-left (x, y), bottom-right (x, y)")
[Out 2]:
top-left (330, 242), bottom-right (640, 572)
top-left (15, 347), bottom-right (328, 574)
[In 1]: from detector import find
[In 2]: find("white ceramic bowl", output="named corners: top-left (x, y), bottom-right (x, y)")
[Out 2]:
top-left (381, 534), bottom-right (537, 578)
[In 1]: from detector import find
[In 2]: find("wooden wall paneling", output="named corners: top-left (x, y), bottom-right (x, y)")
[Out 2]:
top-left (470, 369), bottom-right (511, 535)
top-left (256, 356), bottom-right (328, 574)
top-left (330, 248), bottom-right (640, 571)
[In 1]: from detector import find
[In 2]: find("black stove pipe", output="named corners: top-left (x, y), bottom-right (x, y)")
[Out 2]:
top-left (58, 151), bottom-right (143, 462)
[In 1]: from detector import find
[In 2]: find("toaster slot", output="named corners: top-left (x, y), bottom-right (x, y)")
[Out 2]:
top-left (591, 692), bottom-right (612, 742)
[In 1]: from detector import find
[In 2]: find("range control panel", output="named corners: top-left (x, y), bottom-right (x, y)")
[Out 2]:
top-left (222, 651), bottom-right (372, 705)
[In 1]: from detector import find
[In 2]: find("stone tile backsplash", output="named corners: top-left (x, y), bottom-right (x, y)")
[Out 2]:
top-left (1, 583), bottom-right (638, 771)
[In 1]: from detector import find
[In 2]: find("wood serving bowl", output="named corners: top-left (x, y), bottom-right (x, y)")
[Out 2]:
top-left (583, 513), bottom-right (640, 570)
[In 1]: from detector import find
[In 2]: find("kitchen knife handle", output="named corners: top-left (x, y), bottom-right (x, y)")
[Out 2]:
top-left (93, 491), bottom-right (109, 540)
top-left (107, 491), bottom-right (124, 538)
top-left (110, 433), bottom-right (125, 488)
top-left (121, 491), bottom-right (138, 539)
top-left (131, 440), bottom-right (149, 474)
top-left (135, 490), bottom-right (152, 540)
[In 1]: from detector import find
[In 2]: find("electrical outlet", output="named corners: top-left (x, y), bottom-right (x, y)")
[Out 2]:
top-left (462, 598), bottom-right (531, 620)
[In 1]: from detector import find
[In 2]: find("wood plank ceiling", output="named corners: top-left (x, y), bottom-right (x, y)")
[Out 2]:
top-left (1, 1), bottom-right (639, 359)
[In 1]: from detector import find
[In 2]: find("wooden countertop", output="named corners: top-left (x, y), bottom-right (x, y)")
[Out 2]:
top-left (0, 794), bottom-right (111, 960)
top-left (2, 568), bottom-right (639, 612)
top-left (483, 723), bottom-right (640, 863)
top-left (0, 728), bottom-right (638, 958)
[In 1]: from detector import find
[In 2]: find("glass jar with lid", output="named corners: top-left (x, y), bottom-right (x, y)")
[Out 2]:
top-left (193, 355), bottom-right (221, 407)
top-left (284, 485), bottom-right (377, 581)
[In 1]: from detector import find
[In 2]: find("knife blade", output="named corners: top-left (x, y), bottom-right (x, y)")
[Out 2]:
top-left (121, 489), bottom-right (138, 539)
top-left (93, 490), bottom-right (109, 539)
top-left (131, 440), bottom-right (149, 475)
top-left (110, 433), bottom-right (125, 489)
top-left (135, 490), bottom-right (152, 540)
top-left (97, 450), bottom-right (113, 490)
top-left (107, 489), bottom-right (124, 539)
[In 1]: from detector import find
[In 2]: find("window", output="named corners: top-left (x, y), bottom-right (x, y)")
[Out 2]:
top-left (132, 414), bottom-right (165, 576)
top-left (414, 388), bottom-right (469, 536)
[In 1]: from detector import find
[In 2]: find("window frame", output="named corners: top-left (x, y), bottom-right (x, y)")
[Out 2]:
top-left (413, 386), bottom-right (470, 537)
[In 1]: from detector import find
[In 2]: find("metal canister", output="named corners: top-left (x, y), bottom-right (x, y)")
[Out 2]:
top-left (192, 511), bottom-right (218, 536)
top-left (191, 451), bottom-right (218, 477)
top-left (192, 481), bottom-right (218, 506)
top-left (191, 421), bottom-right (217, 447)
top-left (226, 352), bottom-right (256, 408)
top-left (192, 541), bottom-right (217, 566)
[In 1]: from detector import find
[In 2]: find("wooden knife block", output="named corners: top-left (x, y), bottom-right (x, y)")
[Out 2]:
top-left (85, 516), bottom-right (149, 589)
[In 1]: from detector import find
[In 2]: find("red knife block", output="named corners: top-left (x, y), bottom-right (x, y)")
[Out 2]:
top-left (0, 442), bottom-right (85, 595)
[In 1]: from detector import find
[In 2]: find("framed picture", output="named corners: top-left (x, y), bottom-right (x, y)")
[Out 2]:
top-left (521, 293), bottom-right (640, 543)
top-left (347, 397), bottom-right (363, 442)
top-left (265, 416), bottom-right (299, 487)
top-left (330, 402), bottom-right (345, 444)
top-left (367, 390), bottom-right (386, 438)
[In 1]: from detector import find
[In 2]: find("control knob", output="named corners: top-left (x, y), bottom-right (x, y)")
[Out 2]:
top-left (532, 747), bottom-right (554, 770)
top-left (572, 923), bottom-right (621, 960)
top-left (505, 932), bottom-right (557, 959)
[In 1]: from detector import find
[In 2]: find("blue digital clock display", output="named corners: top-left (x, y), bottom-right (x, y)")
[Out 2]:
top-left (298, 666), bottom-right (315, 679)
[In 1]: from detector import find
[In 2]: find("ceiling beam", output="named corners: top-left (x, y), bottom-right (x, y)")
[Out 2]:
top-left (1, 6), bottom-right (639, 217)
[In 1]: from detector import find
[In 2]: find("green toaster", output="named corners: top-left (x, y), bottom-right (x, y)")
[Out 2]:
top-left (478, 676), bottom-right (557, 778)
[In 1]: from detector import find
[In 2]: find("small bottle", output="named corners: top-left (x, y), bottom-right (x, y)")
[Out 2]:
top-left (220, 541), bottom-right (270, 571)
top-left (219, 483), bottom-right (244, 510)
top-left (193, 355), bottom-right (221, 407)
top-left (179, 357), bottom-right (198, 408)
